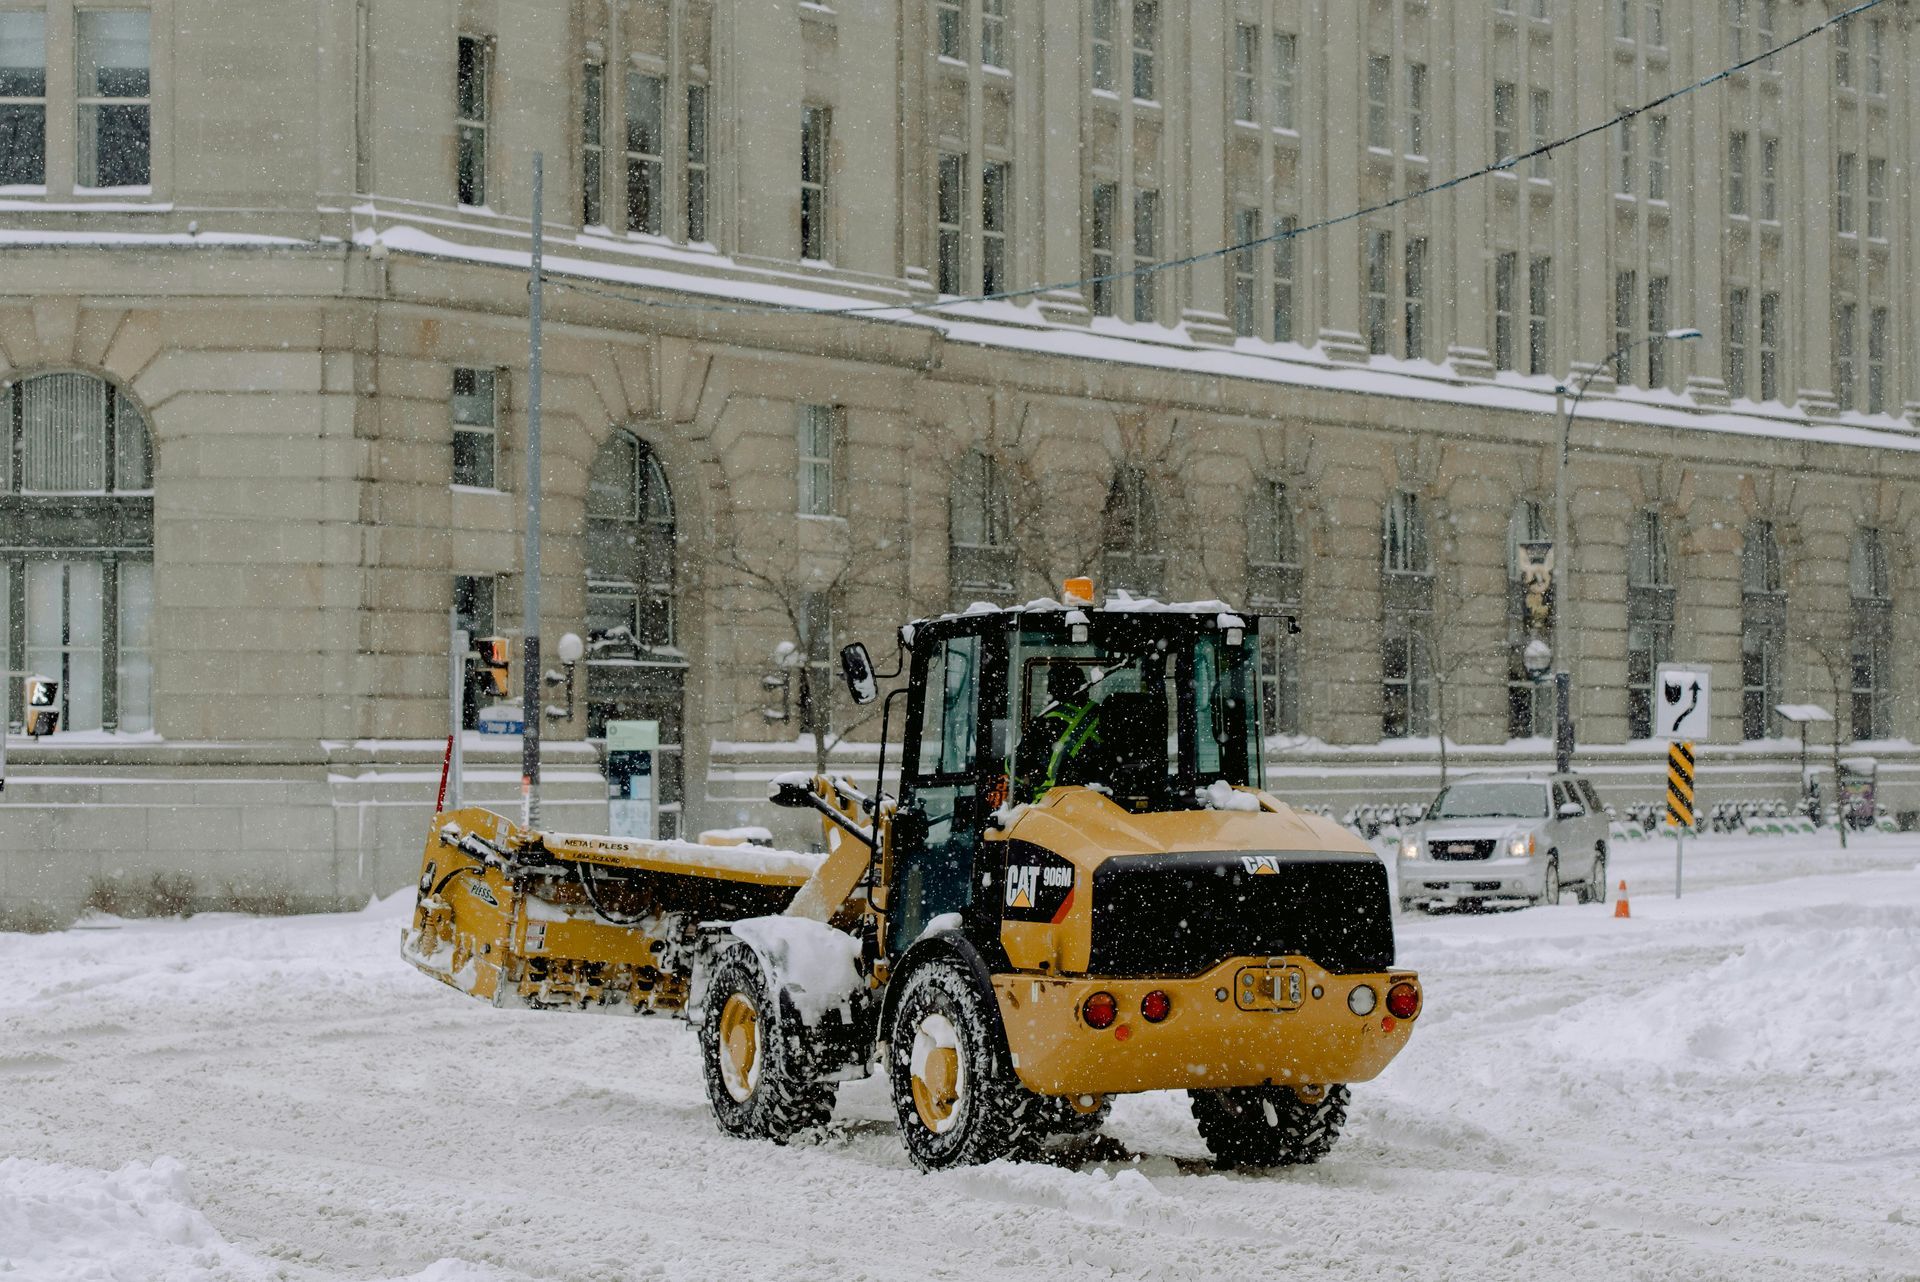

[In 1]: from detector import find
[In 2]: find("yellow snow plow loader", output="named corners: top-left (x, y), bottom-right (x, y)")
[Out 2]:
top-left (404, 585), bottom-right (1421, 1170)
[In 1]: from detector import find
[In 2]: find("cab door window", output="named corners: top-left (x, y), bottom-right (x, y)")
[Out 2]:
top-left (897, 633), bottom-right (985, 949)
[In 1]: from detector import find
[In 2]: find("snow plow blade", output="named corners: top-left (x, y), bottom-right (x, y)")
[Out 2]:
top-left (402, 806), bottom-right (825, 1014)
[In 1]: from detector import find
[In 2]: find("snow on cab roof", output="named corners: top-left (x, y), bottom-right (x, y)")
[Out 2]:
top-left (913, 589), bottom-right (1246, 631)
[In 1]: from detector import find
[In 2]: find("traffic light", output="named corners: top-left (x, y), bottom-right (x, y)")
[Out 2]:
top-left (476, 637), bottom-right (512, 698)
top-left (23, 677), bottom-right (59, 737)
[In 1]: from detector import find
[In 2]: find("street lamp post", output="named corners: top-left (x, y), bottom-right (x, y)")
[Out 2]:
top-left (1551, 327), bottom-right (1703, 774)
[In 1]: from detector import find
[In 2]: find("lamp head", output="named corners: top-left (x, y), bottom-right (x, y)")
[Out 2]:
top-left (1666, 327), bottom-right (1704, 341)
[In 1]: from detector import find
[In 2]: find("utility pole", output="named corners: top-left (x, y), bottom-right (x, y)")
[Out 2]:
top-left (448, 609), bottom-right (466, 812)
top-left (1553, 385), bottom-right (1572, 775)
top-left (521, 153), bottom-right (545, 830)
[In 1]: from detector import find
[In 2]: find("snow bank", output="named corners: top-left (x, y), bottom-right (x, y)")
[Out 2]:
top-left (729, 915), bottom-right (863, 1025)
top-left (0, 1156), bottom-right (512, 1282)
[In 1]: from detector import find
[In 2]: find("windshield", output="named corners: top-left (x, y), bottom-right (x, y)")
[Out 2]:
top-left (1007, 618), bottom-right (1262, 807)
top-left (1428, 782), bottom-right (1549, 820)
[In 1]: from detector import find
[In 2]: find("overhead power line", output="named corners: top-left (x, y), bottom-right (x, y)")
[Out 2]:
top-left (536, 0), bottom-right (1887, 323)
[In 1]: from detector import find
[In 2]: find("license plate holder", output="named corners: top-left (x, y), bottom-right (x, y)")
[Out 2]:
top-left (1233, 964), bottom-right (1305, 1012)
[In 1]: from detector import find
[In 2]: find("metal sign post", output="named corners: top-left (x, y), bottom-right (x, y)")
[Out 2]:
top-left (521, 152), bottom-right (546, 830)
top-left (1666, 740), bottom-right (1694, 897)
top-left (448, 610), bottom-right (467, 813)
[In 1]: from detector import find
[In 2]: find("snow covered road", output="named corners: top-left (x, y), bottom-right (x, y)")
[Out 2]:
top-left (4, 833), bottom-right (1918, 1281)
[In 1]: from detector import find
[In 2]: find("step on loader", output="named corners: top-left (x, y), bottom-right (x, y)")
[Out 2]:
top-left (404, 583), bottom-right (1421, 1170)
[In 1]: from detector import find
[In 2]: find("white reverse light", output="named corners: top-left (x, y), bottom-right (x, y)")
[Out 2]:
top-left (1347, 985), bottom-right (1378, 1017)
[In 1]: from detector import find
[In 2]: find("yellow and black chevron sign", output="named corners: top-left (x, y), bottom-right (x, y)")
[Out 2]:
top-left (1666, 741), bottom-right (1696, 828)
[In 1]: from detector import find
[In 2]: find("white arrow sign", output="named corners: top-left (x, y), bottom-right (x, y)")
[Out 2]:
top-left (1655, 665), bottom-right (1711, 742)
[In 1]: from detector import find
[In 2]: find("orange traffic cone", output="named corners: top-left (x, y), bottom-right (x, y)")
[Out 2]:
top-left (1613, 879), bottom-right (1631, 918)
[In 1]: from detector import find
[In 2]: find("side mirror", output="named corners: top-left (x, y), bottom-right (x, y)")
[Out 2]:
top-left (840, 642), bottom-right (879, 705)
top-left (1557, 801), bottom-right (1584, 819)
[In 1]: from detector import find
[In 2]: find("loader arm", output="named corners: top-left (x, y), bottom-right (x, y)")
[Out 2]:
top-left (777, 773), bottom-right (888, 931)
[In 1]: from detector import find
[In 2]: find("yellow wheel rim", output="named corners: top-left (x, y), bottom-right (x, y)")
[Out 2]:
top-left (719, 992), bottom-right (761, 1103)
top-left (909, 1013), bottom-right (965, 1134)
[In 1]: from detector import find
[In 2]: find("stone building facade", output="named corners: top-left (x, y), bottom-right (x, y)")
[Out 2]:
top-left (2, 0), bottom-right (1918, 920)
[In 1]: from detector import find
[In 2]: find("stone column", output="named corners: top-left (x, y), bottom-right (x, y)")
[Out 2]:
top-left (715, 0), bottom-right (801, 261)
top-left (1568, 0), bottom-right (1613, 388)
top-left (1682, 13), bottom-right (1729, 405)
top-left (1032, 0), bottom-right (1088, 322)
top-left (1180, 0), bottom-right (1234, 344)
top-left (1444, 1), bottom-right (1493, 379)
top-left (1316, 0), bottom-right (1367, 361)
top-left (1790, 19), bottom-right (1836, 417)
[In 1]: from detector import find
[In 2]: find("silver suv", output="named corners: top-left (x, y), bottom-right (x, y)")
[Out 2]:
top-left (1395, 774), bottom-right (1610, 912)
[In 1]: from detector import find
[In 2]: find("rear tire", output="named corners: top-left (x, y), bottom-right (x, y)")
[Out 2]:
top-left (698, 943), bottom-right (836, 1144)
top-left (1189, 1084), bottom-right (1349, 1168)
top-left (886, 958), bottom-right (1038, 1170)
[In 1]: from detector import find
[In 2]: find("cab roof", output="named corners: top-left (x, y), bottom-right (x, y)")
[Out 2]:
top-left (908, 591), bottom-right (1250, 644)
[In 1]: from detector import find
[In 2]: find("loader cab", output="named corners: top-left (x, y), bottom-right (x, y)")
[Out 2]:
top-left (886, 601), bottom-right (1266, 955)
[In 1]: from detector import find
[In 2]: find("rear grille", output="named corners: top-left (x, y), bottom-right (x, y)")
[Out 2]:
top-left (1088, 851), bottom-right (1395, 978)
top-left (1429, 839), bottom-right (1496, 861)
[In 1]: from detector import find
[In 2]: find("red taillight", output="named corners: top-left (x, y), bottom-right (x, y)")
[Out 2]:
top-left (1140, 990), bottom-right (1172, 1023)
top-left (1082, 991), bottom-right (1118, 1030)
top-left (1386, 981), bottom-right (1421, 1020)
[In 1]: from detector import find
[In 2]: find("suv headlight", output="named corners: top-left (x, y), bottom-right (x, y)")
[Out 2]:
top-left (1506, 831), bottom-right (1536, 858)
top-left (1399, 836), bottom-right (1421, 860)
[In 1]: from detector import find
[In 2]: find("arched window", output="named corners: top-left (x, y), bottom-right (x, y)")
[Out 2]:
top-left (1505, 499), bottom-right (1552, 739)
top-left (1101, 466), bottom-right (1164, 597)
top-left (1381, 491), bottom-right (1432, 738)
top-left (1247, 481), bottom-right (1302, 736)
top-left (1626, 510), bottom-right (1676, 739)
top-left (585, 430), bottom-right (684, 837)
top-left (1849, 527), bottom-right (1892, 740)
top-left (1740, 520), bottom-right (1786, 740)
top-left (948, 448), bottom-right (1014, 606)
top-left (0, 372), bottom-right (154, 734)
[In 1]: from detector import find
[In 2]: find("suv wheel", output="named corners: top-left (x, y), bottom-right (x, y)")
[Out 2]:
top-left (1583, 847), bottom-right (1608, 905)
top-left (1535, 856), bottom-right (1560, 908)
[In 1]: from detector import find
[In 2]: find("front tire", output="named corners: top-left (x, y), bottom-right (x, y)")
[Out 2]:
top-left (1534, 856), bottom-right (1561, 907)
top-left (1580, 847), bottom-right (1608, 905)
top-left (698, 943), bottom-right (836, 1143)
top-left (886, 958), bottom-right (1037, 1170)
top-left (1189, 1084), bottom-right (1349, 1168)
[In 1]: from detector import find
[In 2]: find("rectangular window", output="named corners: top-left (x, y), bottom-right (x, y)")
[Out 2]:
top-left (801, 592), bottom-right (836, 737)
top-left (1727, 131), bottom-right (1747, 216)
top-left (1759, 135), bottom-right (1777, 221)
top-left (1834, 19), bottom-right (1852, 87)
top-left (1131, 0), bottom-right (1157, 100)
top-left (1528, 256), bottom-right (1551, 376)
top-left (1407, 63), bottom-right (1426, 155)
top-left (1493, 81), bottom-right (1516, 166)
top-left (801, 105), bottom-right (829, 260)
top-left (1528, 89), bottom-right (1551, 179)
top-left (1494, 251), bottom-right (1517, 371)
top-left (1615, 271), bottom-right (1637, 384)
top-left (1836, 151), bottom-right (1855, 234)
top-left (1089, 180), bottom-right (1117, 315)
top-left (797, 404), bottom-right (837, 517)
top-left (1272, 33), bottom-right (1297, 130)
top-left (1530, 0), bottom-right (1547, 19)
top-left (581, 63), bottom-right (604, 226)
top-left (1867, 18), bottom-right (1884, 94)
top-left (1726, 287), bottom-right (1749, 400)
top-left (685, 84), bottom-right (709, 241)
top-left (1090, 0), bottom-right (1115, 92)
top-left (936, 0), bottom-right (965, 60)
top-left (1404, 236), bottom-right (1427, 360)
top-left (455, 35), bottom-right (489, 206)
top-left (452, 368), bottom-right (498, 489)
top-left (1230, 206), bottom-right (1259, 337)
top-left (1616, 0), bottom-right (1634, 40)
top-left (1614, 116), bottom-right (1634, 196)
top-left (625, 72), bottom-right (664, 235)
top-left (1648, 114), bottom-right (1669, 200)
top-left (1630, 510), bottom-right (1671, 588)
top-left (1759, 292), bottom-right (1782, 402)
top-left (1132, 187), bottom-right (1159, 321)
top-left (116, 559), bottom-right (152, 733)
top-left (1757, 0), bottom-right (1775, 49)
top-left (0, 10), bottom-right (47, 187)
top-left (1648, 276), bottom-right (1670, 386)
top-left (981, 0), bottom-right (1009, 69)
top-left (981, 160), bottom-right (1010, 295)
top-left (1231, 23), bottom-right (1257, 123)
top-left (936, 149), bottom-right (965, 292)
top-left (1272, 214), bottom-right (1297, 342)
top-left (1727, 0), bottom-right (1745, 62)
top-left (77, 10), bottom-right (149, 189)
top-left (27, 559), bottom-right (104, 733)
top-left (1867, 157), bottom-right (1886, 240)
top-left (1365, 55), bottom-right (1390, 150)
top-left (1835, 301), bottom-right (1857, 410)
top-left (1649, 0), bottom-right (1666, 47)
top-left (1868, 307), bottom-right (1889, 414)
top-left (1364, 228), bottom-right (1390, 355)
